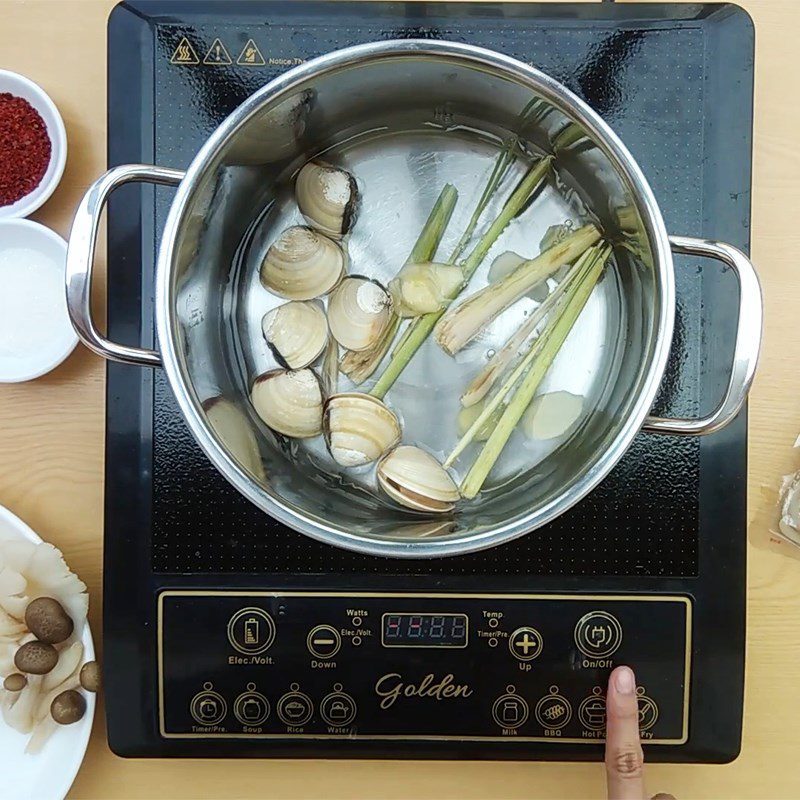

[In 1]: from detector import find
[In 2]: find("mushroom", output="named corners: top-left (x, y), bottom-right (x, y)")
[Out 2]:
top-left (327, 277), bottom-right (392, 352)
top-left (377, 446), bottom-right (460, 513)
top-left (260, 226), bottom-right (346, 300)
top-left (50, 689), bottom-right (86, 725)
top-left (295, 161), bottom-right (359, 239)
top-left (250, 369), bottom-right (324, 439)
top-left (323, 393), bottom-right (401, 467)
top-left (80, 661), bottom-right (101, 693)
top-left (14, 640), bottom-right (58, 675)
top-left (262, 300), bottom-right (328, 369)
top-left (24, 597), bottom-right (74, 645)
top-left (4, 673), bottom-right (26, 692)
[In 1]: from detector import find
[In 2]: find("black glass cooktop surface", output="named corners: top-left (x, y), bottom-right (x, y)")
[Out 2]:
top-left (104, 1), bottom-right (752, 762)
top-left (137, 0), bottom-right (753, 579)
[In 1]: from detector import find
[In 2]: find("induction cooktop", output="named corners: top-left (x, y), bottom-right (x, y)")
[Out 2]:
top-left (104, 0), bottom-right (753, 762)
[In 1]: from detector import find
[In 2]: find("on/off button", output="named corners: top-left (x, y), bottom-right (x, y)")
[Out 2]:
top-left (574, 611), bottom-right (623, 658)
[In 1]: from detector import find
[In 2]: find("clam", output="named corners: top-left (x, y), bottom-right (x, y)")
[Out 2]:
top-left (327, 276), bottom-right (392, 352)
top-left (260, 226), bottom-right (346, 300)
top-left (296, 160), bottom-right (359, 239)
top-left (262, 300), bottom-right (328, 369)
top-left (324, 393), bottom-right (401, 467)
top-left (377, 446), bottom-right (460, 513)
top-left (250, 369), bottom-right (323, 439)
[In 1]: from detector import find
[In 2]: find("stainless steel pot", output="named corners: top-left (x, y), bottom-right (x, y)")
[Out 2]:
top-left (66, 40), bottom-right (762, 558)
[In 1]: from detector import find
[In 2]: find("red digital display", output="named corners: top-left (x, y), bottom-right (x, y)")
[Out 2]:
top-left (382, 613), bottom-right (468, 648)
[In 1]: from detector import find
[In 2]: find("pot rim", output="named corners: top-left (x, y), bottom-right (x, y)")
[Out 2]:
top-left (155, 39), bottom-right (675, 559)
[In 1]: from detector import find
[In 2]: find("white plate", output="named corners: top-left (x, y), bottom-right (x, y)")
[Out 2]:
top-left (0, 70), bottom-right (67, 220)
top-left (0, 504), bottom-right (95, 800)
top-left (0, 219), bottom-right (78, 382)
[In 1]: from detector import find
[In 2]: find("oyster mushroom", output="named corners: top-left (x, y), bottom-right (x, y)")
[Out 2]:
top-left (250, 369), bottom-right (323, 439)
top-left (262, 300), bottom-right (328, 369)
top-left (327, 276), bottom-right (392, 352)
top-left (377, 446), bottom-right (459, 513)
top-left (295, 161), bottom-right (359, 239)
top-left (324, 393), bottom-right (401, 467)
top-left (260, 226), bottom-right (346, 300)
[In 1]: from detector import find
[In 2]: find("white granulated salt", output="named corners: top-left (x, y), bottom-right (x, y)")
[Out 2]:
top-left (0, 247), bottom-right (72, 360)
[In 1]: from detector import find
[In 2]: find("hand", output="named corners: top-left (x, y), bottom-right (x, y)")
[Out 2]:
top-left (604, 666), bottom-right (675, 800)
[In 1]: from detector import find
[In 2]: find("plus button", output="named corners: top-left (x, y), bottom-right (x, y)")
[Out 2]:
top-left (509, 627), bottom-right (543, 661)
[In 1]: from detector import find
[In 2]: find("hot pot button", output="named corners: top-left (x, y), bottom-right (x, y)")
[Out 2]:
top-left (508, 627), bottom-right (543, 661)
top-left (574, 611), bottom-right (623, 658)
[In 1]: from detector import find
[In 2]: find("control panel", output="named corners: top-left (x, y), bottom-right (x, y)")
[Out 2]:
top-left (158, 592), bottom-right (691, 744)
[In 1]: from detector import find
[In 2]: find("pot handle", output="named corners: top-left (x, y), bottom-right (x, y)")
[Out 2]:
top-left (642, 236), bottom-right (763, 436)
top-left (66, 164), bottom-right (185, 367)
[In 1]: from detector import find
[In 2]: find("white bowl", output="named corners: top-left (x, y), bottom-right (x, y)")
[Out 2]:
top-left (0, 219), bottom-right (78, 382)
top-left (0, 70), bottom-right (67, 219)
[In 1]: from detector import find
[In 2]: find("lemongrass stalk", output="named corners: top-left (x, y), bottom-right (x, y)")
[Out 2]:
top-left (435, 222), bottom-right (601, 355)
top-left (459, 245), bottom-right (611, 498)
top-left (339, 184), bottom-right (458, 385)
top-left (340, 315), bottom-right (400, 384)
top-left (370, 156), bottom-right (553, 399)
top-left (392, 320), bottom-right (415, 358)
top-left (460, 247), bottom-right (594, 408)
top-left (406, 183), bottom-right (459, 264)
top-left (449, 139), bottom-right (517, 263)
top-left (444, 247), bottom-right (608, 468)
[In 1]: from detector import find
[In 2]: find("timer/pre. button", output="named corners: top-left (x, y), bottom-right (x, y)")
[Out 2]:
top-left (509, 627), bottom-right (543, 661)
top-left (307, 624), bottom-right (341, 659)
top-left (574, 611), bottom-right (623, 658)
top-left (227, 607), bottom-right (275, 655)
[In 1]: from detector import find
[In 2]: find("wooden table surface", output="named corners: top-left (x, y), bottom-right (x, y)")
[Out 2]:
top-left (1, 0), bottom-right (798, 797)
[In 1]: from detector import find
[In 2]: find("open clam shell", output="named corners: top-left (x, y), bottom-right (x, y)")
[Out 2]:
top-left (323, 392), bottom-right (401, 467)
top-left (377, 445), bottom-right (459, 513)
top-left (250, 368), bottom-right (323, 439)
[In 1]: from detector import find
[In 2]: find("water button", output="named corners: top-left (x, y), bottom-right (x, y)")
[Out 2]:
top-left (307, 624), bottom-right (341, 659)
top-left (509, 627), bottom-right (543, 661)
top-left (574, 611), bottom-right (623, 658)
top-left (227, 607), bottom-right (276, 655)
top-left (320, 685), bottom-right (357, 726)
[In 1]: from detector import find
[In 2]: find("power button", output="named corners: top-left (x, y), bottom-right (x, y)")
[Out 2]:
top-left (574, 611), bottom-right (623, 658)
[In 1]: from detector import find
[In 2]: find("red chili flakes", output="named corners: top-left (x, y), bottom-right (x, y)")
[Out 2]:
top-left (0, 92), bottom-right (52, 207)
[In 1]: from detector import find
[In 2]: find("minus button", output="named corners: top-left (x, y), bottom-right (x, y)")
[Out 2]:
top-left (307, 625), bottom-right (342, 659)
